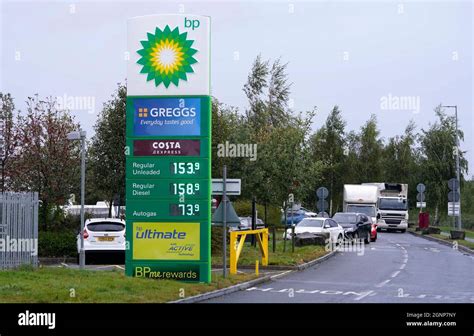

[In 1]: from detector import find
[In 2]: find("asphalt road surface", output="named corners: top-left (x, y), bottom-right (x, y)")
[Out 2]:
top-left (205, 231), bottom-right (474, 303)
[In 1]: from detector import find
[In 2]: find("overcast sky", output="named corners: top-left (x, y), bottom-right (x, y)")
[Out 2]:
top-left (0, 0), bottom-right (472, 175)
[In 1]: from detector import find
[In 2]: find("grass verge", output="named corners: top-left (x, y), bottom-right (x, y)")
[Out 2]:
top-left (408, 228), bottom-right (474, 249)
top-left (0, 266), bottom-right (258, 303)
top-left (212, 232), bottom-right (328, 267)
top-left (435, 226), bottom-right (474, 239)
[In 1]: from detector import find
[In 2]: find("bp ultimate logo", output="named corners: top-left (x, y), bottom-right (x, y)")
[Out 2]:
top-left (136, 25), bottom-right (198, 88)
top-left (133, 97), bottom-right (201, 136)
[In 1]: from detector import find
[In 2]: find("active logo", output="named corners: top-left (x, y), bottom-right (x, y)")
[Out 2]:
top-left (136, 25), bottom-right (198, 88)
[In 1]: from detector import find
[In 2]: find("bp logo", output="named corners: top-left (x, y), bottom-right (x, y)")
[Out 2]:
top-left (136, 25), bottom-right (198, 88)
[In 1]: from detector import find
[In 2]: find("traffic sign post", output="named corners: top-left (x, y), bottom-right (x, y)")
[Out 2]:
top-left (416, 183), bottom-right (426, 213)
top-left (316, 187), bottom-right (329, 215)
top-left (447, 178), bottom-right (461, 226)
top-left (125, 14), bottom-right (211, 282)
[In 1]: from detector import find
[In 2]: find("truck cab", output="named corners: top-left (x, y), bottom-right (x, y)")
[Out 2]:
top-left (363, 183), bottom-right (408, 232)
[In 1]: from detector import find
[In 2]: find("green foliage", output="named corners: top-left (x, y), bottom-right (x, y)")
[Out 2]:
top-left (38, 230), bottom-right (77, 257)
top-left (308, 106), bottom-right (347, 212)
top-left (88, 83), bottom-right (126, 207)
top-left (232, 199), bottom-right (281, 225)
top-left (9, 95), bottom-right (81, 230)
top-left (419, 106), bottom-right (468, 220)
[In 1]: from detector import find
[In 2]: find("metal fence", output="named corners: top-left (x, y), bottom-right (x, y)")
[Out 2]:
top-left (0, 192), bottom-right (39, 270)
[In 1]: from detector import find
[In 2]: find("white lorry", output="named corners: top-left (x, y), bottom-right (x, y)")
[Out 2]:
top-left (363, 183), bottom-right (408, 232)
top-left (343, 184), bottom-right (379, 225)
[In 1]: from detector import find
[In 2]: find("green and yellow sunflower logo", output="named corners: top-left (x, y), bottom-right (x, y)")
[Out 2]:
top-left (136, 25), bottom-right (198, 88)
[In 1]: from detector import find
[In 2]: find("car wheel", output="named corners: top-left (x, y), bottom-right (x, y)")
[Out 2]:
top-left (364, 231), bottom-right (370, 244)
top-left (400, 229), bottom-right (406, 233)
top-left (336, 234), bottom-right (343, 248)
top-left (370, 233), bottom-right (377, 242)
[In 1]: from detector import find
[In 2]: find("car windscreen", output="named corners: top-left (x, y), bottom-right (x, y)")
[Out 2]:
top-left (297, 219), bottom-right (324, 228)
top-left (379, 198), bottom-right (408, 210)
top-left (87, 222), bottom-right (125, 232)
top-left (333, 213), bottom-right (357, 224)
top-left (346, 205), bottom-right (375, 217)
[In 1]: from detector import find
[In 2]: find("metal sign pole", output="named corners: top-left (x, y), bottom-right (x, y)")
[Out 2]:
top-left (222, 165), bottom-right (227, 278)
top-left (79, 132), bottom-right (86, 269)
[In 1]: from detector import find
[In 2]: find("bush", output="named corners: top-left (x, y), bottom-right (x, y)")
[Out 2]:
top-left (233, 199), bottom-right (282, 226)
top-left (211, 226), bottom-right (224, 255)
top-left (38, 231), bottom-right (77, 258)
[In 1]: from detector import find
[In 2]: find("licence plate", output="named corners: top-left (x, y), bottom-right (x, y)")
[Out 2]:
top-left (97, 236), bottom-right (115, 242)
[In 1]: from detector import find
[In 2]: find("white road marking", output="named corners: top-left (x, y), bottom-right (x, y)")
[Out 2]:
top-left (270, 270), bottom-right (293, 280)
top-left (376, 279), bottom-right (391, 287)
top-left (399, 263), bottom-right (406, 270)
top-left (391, 270), bottom-right (400, 278)
top-left (353, 290), bottom-right (374, 301)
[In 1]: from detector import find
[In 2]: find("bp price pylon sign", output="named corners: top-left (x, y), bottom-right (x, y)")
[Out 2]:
top-left (125, 14), bottom-right (211, 283)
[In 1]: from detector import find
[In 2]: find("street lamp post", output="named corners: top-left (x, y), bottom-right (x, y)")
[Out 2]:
top-left (442, 105), bottom-right (461, 230)
top-left (67, 130), bottom-right (87, 268)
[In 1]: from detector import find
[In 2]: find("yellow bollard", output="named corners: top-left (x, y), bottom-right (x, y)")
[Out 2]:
top-left (255, 260), bottom-right (259, 276)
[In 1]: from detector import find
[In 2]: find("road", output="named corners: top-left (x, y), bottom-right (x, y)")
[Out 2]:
top-left (205, 231), bottom-right (474, 303)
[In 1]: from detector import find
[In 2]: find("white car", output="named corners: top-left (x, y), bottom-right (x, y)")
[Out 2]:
top-left (283, 217), bottom-right (344, 245)
top-left (77, 218), bottom-right (126, 258)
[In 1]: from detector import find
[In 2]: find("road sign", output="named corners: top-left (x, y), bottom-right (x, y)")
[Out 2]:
top-left (416, 183), bottom-right (426, 193)
top-left (448, 191), bottom-right (460, 202)
top-left (317, 199), bottom-right (329, 212)
top-left (416, 193), bottom-right (425, 202)
top-left (125, 14), bottom-right (211, 283)
top-left (416, 202), bottom-right (426, 208)
top-left (212, 179), bottom-right (241, 196)
top-left (211, 196), bottom-right (240, 225)
top-left (448, 178), bottom-right (459, 191)
top-left (316, 187), bottom-right (329, 199)
top-left (448, 202), bottom-right (460, 216)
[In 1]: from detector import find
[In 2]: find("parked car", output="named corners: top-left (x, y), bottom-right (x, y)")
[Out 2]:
top-left (332, 212), bottom-right (373, 244)
top-left (77, 218), bottom-right (126, 262)
top-left (283, 217), bottom-right (344, 246)
top-left (282, 207), bottom-right (317, 225)
top-left (237, 217), bottom-right (265, 230)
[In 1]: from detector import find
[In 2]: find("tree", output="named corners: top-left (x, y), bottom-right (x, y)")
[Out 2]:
top-left (211, 98), bottom-right (242, 177)
top-left (419, 105), bottom-right (468, 223)
top-left (243, 55), bottom-right (292, 130)
top-left (89, 83), bottom-right (126, 215)
top-left (0, 93), bottom-right (18, 191)
top-left (358, 114), bottom-right (383, 182)
top-left (382, 120), bottom-right (421, 205)
top-left (243, 55), bottom-right (269, 130)
top-left (308, 105), bottom-right (346, 213)
top-left (10, 95), bottom-right (80, 230)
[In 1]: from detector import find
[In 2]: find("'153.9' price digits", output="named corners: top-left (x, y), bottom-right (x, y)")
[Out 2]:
top-left (171, 162), bottom-right (200, 175)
